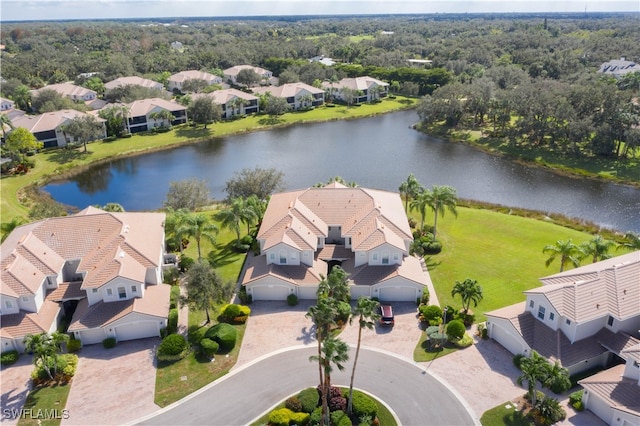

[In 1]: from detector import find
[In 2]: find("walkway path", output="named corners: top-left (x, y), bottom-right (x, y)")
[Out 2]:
top-left (177, 279), bottom-right (189, 337)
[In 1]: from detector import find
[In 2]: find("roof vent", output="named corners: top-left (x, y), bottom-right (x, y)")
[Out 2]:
top-left (119, 251), bottom-right (125, 258)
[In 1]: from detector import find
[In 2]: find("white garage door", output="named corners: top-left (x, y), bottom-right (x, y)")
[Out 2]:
top-left (298, 286), bottom-right (318, 300)
top-left (115, 321), bottom-right (159, 342)
top-left (251, 285), bottom-right (290, 301)
top-left (79, 328), bottom-right (106, 345)
top-left (379, 286), bottom-right (417, 302)
top-left (490, 323), bottom-right (523, 356)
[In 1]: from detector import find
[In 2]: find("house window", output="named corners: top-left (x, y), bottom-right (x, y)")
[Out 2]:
top-left (107, 288), bottom-right (113, 296)
top-left (118, 287), bottom-right (126, 299)
top-left (382, 252), bottom-right (389, 264)
top-left (5, 300), bottom-right (12, 308)
top-left (22, 296), bottom-right (29, 302)
top-left (566, 319), bottom-right (571, 325)
top-left (269, 253), bottom-right (275, 261)
top-left (291, 253), bottom-right (297, 260)
top-left (393, 254), bottom-right (399, 261)
top-left (279, 252), bottom-right (287, 264)
top-left (529, 300), bottom-right (534, 308)
top-left (373, 253), bottom-right (378, 261)
top-left (303, 252), bottom-right (309, 257)
top-left (549, 312), bottom-right (555, 321)
top-left (131, 285), bottom-right (137, 293)
top-left (346, 237), bottom-right (351, 245)
top-left (607, 316), bottom-right (614, 327)
top-left (537, 306), bottom-right (546, 320)
top-left (92, 289), bottom-right (98, 293)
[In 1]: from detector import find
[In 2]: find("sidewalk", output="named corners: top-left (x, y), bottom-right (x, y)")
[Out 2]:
top-left (177, 278), bottom-right (189, 337)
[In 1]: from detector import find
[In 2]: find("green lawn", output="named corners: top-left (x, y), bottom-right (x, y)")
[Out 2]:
top-left (480, 402), bottom-right (532, 426)
top-left (18, 383), bottom-right (71, 426)
top-left (413, 332), bottom-right (460, 362)
top-left (0, 96), bottom-right (417, 223)
top-left (414, 207), bottom-right (593, 320)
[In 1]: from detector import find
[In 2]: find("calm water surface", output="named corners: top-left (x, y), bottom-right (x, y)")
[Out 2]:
top-left (44, 110), bottom-right (640, 233)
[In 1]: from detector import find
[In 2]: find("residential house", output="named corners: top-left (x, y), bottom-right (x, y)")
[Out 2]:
top-left (11, 110), bottom-right (106, 148)
top-left (241, 183), bottom-right (428, 301)
top-left (1, 97), bottom-right (15, 111)
top-left (309, 55), bottom-right (336, 66)
top-left (167, 70), bottom-right (223, 93)
top-left (104, 76), bottom-right (165, 95)
top-left (252, 83), bottom-right (325, 110)
top-left (0, 207), bottom-right (171, 351)
top-left (599, 58), bottom-right (640, 79)
top-left (125, 98), bottom-right (187, 133)
top-left (191, 89), bottom-right (259, 119)
top-left (322, 76), bottom-right (389, 103)
top-left (36, 83), bottom-right (97, 103)
top-left (223, 65), bottom-right (273, 86)
top-left (485, 251), bottom-right (640, 425)
top-left (170, 41), bottom-right (183, 51)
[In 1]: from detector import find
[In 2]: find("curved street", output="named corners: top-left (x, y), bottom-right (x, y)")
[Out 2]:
top-left (135, 346), bottom-right (477, 426)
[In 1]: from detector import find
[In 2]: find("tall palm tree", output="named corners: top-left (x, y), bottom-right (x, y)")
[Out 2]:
top-left (311, 335), bottom-right (349, 426)
top-left (1, 216), bottom-right (26, 242)
top-left (410, 190), bottom-right (431, 230)
top-left (325, 265), bottom-right (350, 303)
top-left (517, 351), bottom-right (548, 407)
top-left (399, 173), bottom-right (423, 213)
top-left (451, 278), bottom-right (483, 313)
top-left (580, 235), bottom-right (614, 263)
top-left (245, 195), bottom-right (267, 231)
top-left (165, 208), bottom-right (191, 254)
top-left (180, 212), bottom-right (218, 260)
top-left (543, 239), bottom-right (582, 272)
top-left (149, 109), bottom-right (174, 128)
top-left (618, 231), bottom-right (640, 251)
top-left (542, 360), bottom-right (571, 394)
top-left (214, 197), bottom-right (250, 246)
top-left (347, 297), bottom-right (380, 415)
top-left (427, 185), bottom-right (458, 238)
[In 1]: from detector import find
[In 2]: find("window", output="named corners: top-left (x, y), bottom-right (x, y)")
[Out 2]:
top-left (566, 319), bottom-right (571, 325)
top-left (269, 253), bottom-right (275, 261)
top-left (107, 288), bottom-right (113, 296)
top-left (607, 316), bottom-right (614, 326)
top-left (382, 252), bottom-right (389, 264)
top-left (131, 285), bottom-right (137, 293)
top-left (537, 306), bottom-right (546, 320)
top-left (279, 252), bottom-right (287, 264)
top-left (393, 253), bottom-right (399, 261)
top-left (373, 253), bottom-right (378, 261)
top-left (529, 300), bottom-right (534, 308)
top-left (118, 287), bottom-right (126, 299)
top-left (5, 300), bottom-right (12, 308)
top-left (549, 312), bottom-right (555, 321)
top-left (22, 296), bottom-right (29, 302)
top-left (291, 253), bottom-right (297, 260)
top-left (92, 289), bottom-right (98, 293)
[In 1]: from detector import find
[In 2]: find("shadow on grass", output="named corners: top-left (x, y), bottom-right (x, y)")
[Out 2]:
top-left (45, 148), bottom-right (89, 164)
top-left (258, 117), bottom-right (284, 125)
top-left (175, 126), bottom-right (214, 139)
top-left (207, 241), bottom-right (243, 267)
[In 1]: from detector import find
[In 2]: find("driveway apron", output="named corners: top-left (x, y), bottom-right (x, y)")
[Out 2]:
top-left (0, 355), bottom-right (33, 425)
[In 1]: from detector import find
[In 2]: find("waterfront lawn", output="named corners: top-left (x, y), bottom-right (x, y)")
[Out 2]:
top-left (18, 383), bottom-right (71, 426)
top-left (422, 207), bottom-right (592, 320)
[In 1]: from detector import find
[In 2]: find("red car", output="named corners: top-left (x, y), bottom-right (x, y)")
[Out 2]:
top-left (379, 304), bottom-right (394, 327)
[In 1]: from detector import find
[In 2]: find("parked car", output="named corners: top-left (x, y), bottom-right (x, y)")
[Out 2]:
top-left (379, 304), bottom-right (394, 327)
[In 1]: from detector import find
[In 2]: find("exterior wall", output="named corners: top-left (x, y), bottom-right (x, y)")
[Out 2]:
top-left (0, 295), bottom-right (20, 315)
top-left (566, 351), bottom-right (609, 375)
top-left (327, 226), bottom-right (342, 244)
top-left (300, 250), bottom-right (314, 267)
top-left (110, 312), bottom-right (165, 341)
top-left (354, 251), bottom-right (368, 267)
top-left (612, 408), bottom-right (640, 426)
top-left (622, 358), bottom-right (640, 381)
top-left (95, 277), bottom-right (143, 305)
top-left (367, 244), bottom-right (403, 266)
top-left (145, 265), bottom-right (162, 285)
top-left (371, 277), bottom-right (423, 302)
top-left (583, 390), bottom-right (615, 426)
top-left (573, 316), bottom-right (607, 342)
top-left (486, 316), bottom-right (530, 356)
top-left (18, 283), bottom-right (44, 313)
top-left (350, 285), bottom-right (372, 300)
top-left (1, 100), bottom-right (15, 110)
top-left (525, 295), bottom-right (561, 331)
top-left (298, 285), bottom-right (318, 300)
top-left (1, 337), bottom-right (18, 353)
top-left (265, 243), bottom-right (302, 266)
top-left (610, 315), bottom-right (640, 335)
top-left (246, 276), bottom-right (296, 301)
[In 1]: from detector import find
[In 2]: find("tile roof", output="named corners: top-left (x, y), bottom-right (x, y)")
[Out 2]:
top-left (104, 76), bottom-right (164, 90)
top-left (168, 70), bottom-right (222, 84)
top-left (579, 364), bottom-right (640, 417)
top-left (126, 98), bottom-right (186, 117)
top-left (252, 82), bottom-right (324, 98)
top-left (0, 299), bottom-right (60, 339)
top-left (12, 109), bottom-right (103, 134)
top-left (322, 76), bottom-right (389, 92)
top-left (343, 255), bottom-right (425, 286)
top-left (37, 83), bottom-right (96, 100)
top-left (223, 65), bottom-right (271, 77)
top-left (191, 88), bottom-right (258, 104)
top-left (46, 282), bottom-right (86, 301)
top-left (530, 251), bottom-right (640, 322)
top-left (241, 254), bottom-right (327, 286)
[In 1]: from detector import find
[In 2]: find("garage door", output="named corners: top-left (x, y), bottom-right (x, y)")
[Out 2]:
top-left (251, 285), bottom-right (290, 301)
top-left (115, 321), bottom-right (159, 342)
top-left (298, 286), bottom-right (318, 300)
top-left (489, 323), bottom-right (523, 356)
top-left (378, 286), bottom-right (417, 302)
top-left (79, 328), bottom-right (106, 345)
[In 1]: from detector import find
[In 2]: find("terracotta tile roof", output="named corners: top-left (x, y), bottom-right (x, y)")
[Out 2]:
top-left (252, 82), bottom-right (324, 98)
top-left (579, 364), bottom-right (640, 417)
top-left (126, 98), bottom-right (186, 117)
top-left (343, 255), bottom-right (425, 286)
top-left (597, 331), bottom-right (640, 357)
top-left (12, 109), bottom-right (104, 134)
top-left (322, 76), bottom-right (389, 92)
top-left (37, 83), bottom-right (96, 100)
top-left (223, 65), bottom-right (271, 77)
top-left (317, 245), bottom-right (354, 260)
top-left (241, 254), bottom-right (326, 286)
top-left (192, 88), bottom-right (259, 104)
top-left (168, 70), bottom-right (222, 84)
top-left (104, 76), bottom-right (164, 91)
top-left (0, 299), bottom-right (60, 339)
top-left (530, 251), bottom-right (640, 322)
top-left (621, 343), bottom-right (640, 364)
top-left (46, 282), bottom-right (86, 301)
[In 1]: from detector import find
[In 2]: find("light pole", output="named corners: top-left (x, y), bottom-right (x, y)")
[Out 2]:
top-left (441, 306), bottom-right (448, 347)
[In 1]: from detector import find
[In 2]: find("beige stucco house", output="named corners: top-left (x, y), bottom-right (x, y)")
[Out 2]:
top-left (322, 76), bottom-right (389, 103)
top-left (0, 207), bottom-right (171, 351)
top-left (104, 76), bottom-right (165, 95)
top-left (486, 251), bottom-right (640, 425)
top-left (242, 183), bottom-right (428, 301)
top-left (191, 88), bottom-right (259, 118)
top-left (36, 83), bottom-right (97, 103)
top-left (11, 109), bottom-right (106, 148)
top-left (167, 70), bottom-right (223, 93)
top-left (124, 98), bottom-right (187, 133)
top-left (252, 83), bottom-right (325, 110)
top-left (223, 65), bottom-right (273, 85)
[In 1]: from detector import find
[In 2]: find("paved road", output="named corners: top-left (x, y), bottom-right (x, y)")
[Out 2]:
top-left (136, 346), bottom-right (477, 426)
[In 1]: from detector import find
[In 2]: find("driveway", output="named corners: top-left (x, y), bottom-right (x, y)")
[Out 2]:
top-left (0, 354), bottom-right (33, 425)
top-left (62, 338), bottom-right (160, 425)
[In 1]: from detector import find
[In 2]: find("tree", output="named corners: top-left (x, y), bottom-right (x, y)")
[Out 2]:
top-left (181, 78), bottom-right (209, 94)
top-left (1, 216), bottom-right (26, 242)
top-left (1, 114), bottom-right (14, 139)
top-left (31, 89), bottom-right (74, 113)
top-left (60, 115), bottom-right (105, 152)
top-left (5, 127), bottom-right (43, 154)
top-left (182, 260), bottom-right (224, 324)
top-left (164, 208), bottom-right (191, 253)
top-left (427, 185), bottom-right (458, 238)
top-left (310, 335), bottom-right (349, 426)
top-left (149, 109), bottom-right (174, 128)
top-left (409, 190), bottom-right (430, 230)
top-left (322, 265), bottom-right (351, 303)
top-left (543, 239), bottom-right (582, 272)
top-left (451, 278), bottom-right (483, 313)
top-left (224, 167), bottom-right (285, 200)
top-left (618, 231), bottom-right (640, 251)
top-left (543, 360), bottom-right (571, 394)
top-left (517, 351), bottom-right (549, 407)
top-left (398, 173), bottom-right (423, 213)
top-left (264, 96), bottom-right (290, 117)
top-left (214, 197), bottom-right (257, 245)
top-left (180, 212), bottom-right (218, 260)
top-left (99, 105), bottom-right (129, 137)
top-left (24, 333), bottom-right (56, 380)
top-left (101, 202), bottom-right (125, 212)
top-left (236, 68), bottom-right (262, 87)
top-left (12, 84), bottom-right (32, 111)
top-left (347, 297), bottom-right (380, 415)
top-left (580, 235), bottom-right (614, 263)
top-left (187, 96), bottom-right (221, 128)
top-left (164, 178), bottom-right (212, 211)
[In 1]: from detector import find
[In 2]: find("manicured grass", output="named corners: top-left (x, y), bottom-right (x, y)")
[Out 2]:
top-left (18, 383), bottom-right (71, 426)
top-left (413, 207), bottom-right (593, 321)
top-left (0, 97), bottom-right (417, 223)
top-left (413, 332), bottom-right (460, 362)
top-left (480, 402), bottom-right (532, 426)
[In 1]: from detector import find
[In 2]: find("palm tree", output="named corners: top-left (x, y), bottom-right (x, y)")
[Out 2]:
top-left (149, 109), bottom-right (174, 128)
top-left (347, 297), bottom-right (380, 415)
top-left (180, 212), bottom-right (218, 260)
top-left (410, 190), bottom-right (431, 230)
top-left (618, 231), bottom-right (640, 251)
top-left (214, 197), bottom-right (250, 246)
top-left (580, 235), bottom-right (614, 263)
top-left (1, 216), bottom-right (26, 242)
top-left (1, 114), bottom-right (14, 139)
top-left (311, 335), bottom-right (349, 426)
top-left (517, 351), bottom-right (548, 407)
top-left (24, 333), bottom-right (56, 380)
top-left (399, 173), bottom-right (422, 213)
top-left (325, 265), bottom-right (350, 303)
top-left (427, 185), bottom-right (458, 238)
top-left (245, 195), bottom-right (267, 231)
top-left (165, 208), bottom-right (191, 254)
top-left (543, 239), bottom-right (582, 272)
top-left (451, 278), bottom-right (483, 313)
top-left (13, 84), bottom-right (32, 111)
top-left (542, 360), bottom-right (571, 394)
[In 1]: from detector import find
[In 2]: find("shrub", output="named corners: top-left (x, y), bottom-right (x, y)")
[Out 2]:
top-left (419, 287), bottom-right (430, 305)
top-left (60, 354), bottom-right (78, 379)
top-left (309, 407), bottom-right (322, 425)
top-left (1, 350), bottom-right (19, 366)
top-left (179, 255), bottom-right (194, 272)
top-left (443, 305), bottom-right (457, 322)
top-left (476, 323), bottom-right (486, 338)
top-left (103, 337), bottom-right (116, 349)
top-left (268, 407), bottom-right (295, 426)
top-left (67, 338), bottom-right (82, 353)
top-left (163, 268), bottom-right (179, 285)
top-left (459, 312), bottom-right (475, 327)
top-left (204, 323), bottom-right (237, 352)
top-left (199, 338), bottom-right (219, 358)
top-left (329, 396), bottom-right (347, 412)
top-left (285, 395), bottom-right (303, 412)
top-left (531, 396), bottom-right (566, 426)
top-left (167, 308), bottom-right (178, 334)
top-left (446, 320), bottom-right (466, 341)
top-left (513, 354), bottom-right (525, 369)
top-left (572, 400), bottom-right (584, 411)
top-left (352, 392), bottom-right (378, 418)
top-left (331, 410), bottom-right (352, 426)
top-left (238, 286), bottom-right (252, 304)
top-left (220, 304), bottom-right (242, 322)
top-left (419, 305), bottom-right (442, 325)
top-left (424, 241), bottom-right (442, 254)
top-left (157, 334), bottom-right (189, 361)
top-left (298, 388), bottom-right (320, 413)
top-left (455, 333), bottom-right (474, 348)
top-left (287, 293), bottom-right (299, 306)
top-left (569, 390), bottom-right (583, 406)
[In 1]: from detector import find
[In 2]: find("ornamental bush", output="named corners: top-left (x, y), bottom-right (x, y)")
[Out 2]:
top-left (103, 337), bottom-right (116, 349)
top-left (199, 338), bottom-right (219, 358)
top-left (569, 390), bottom-right (583, 406)
top-left (1, 350), bottom-right (19, 366)
top-left (167, 308), bottom-right (178, 334)
top-left (419, 305), bottom-right (442, 325)
top-left (446, 320), bottom-right (466, 341)
top-left (329, 395), bottom-right (347, 412)
top-left (285, 395), bottom-right (303, 412)
top-left (351, 392), bottom-right (378, 418)
top-left (331, 410), bottom-right (352, 426)
top-left (204, 323), bottom-right (237, 352)
top-left (298, 388), bottom-right (320, 413)
top-left (513, 354), bottom-right (525, 369)
top-left (67, 338), bottom-right (82, 353)
top-left (419, 287), bottom-right (430, 305)
top-left (287, 293), bottom-right (299, 306)
top-left (268, 408), bottom-right (295, 426)
top-left (157, 334), bottom-right (189, 361)
top-left (220, 304), bottom-right (242, 321)
top-left (455, 333), bottom-right (474, 348)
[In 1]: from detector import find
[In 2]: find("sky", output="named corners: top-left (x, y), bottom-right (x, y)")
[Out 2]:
top-left (2, 0), bottom-right (638, 22)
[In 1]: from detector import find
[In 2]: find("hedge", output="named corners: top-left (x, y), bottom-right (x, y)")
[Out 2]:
top-left (157, 334), bottom-right (189, 362)
top-left (351, 392), bottom-right (378, 418)
top-left (199, 338), bottom-right (219, 358)
top-left (298, 388), bottom-right (320, 413)
top-left (67, 338), bottom-right (82, 353)
top-left (1, 350), bottom-right (19, 366)
top-left (446, 319), bottom-right (466, 340)
top-left (268, 408), bottom-right (309, 426)
top-left (204, 323), bottom-right (237, 352)
top-left (103, 337), bottom-right (116, 349)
